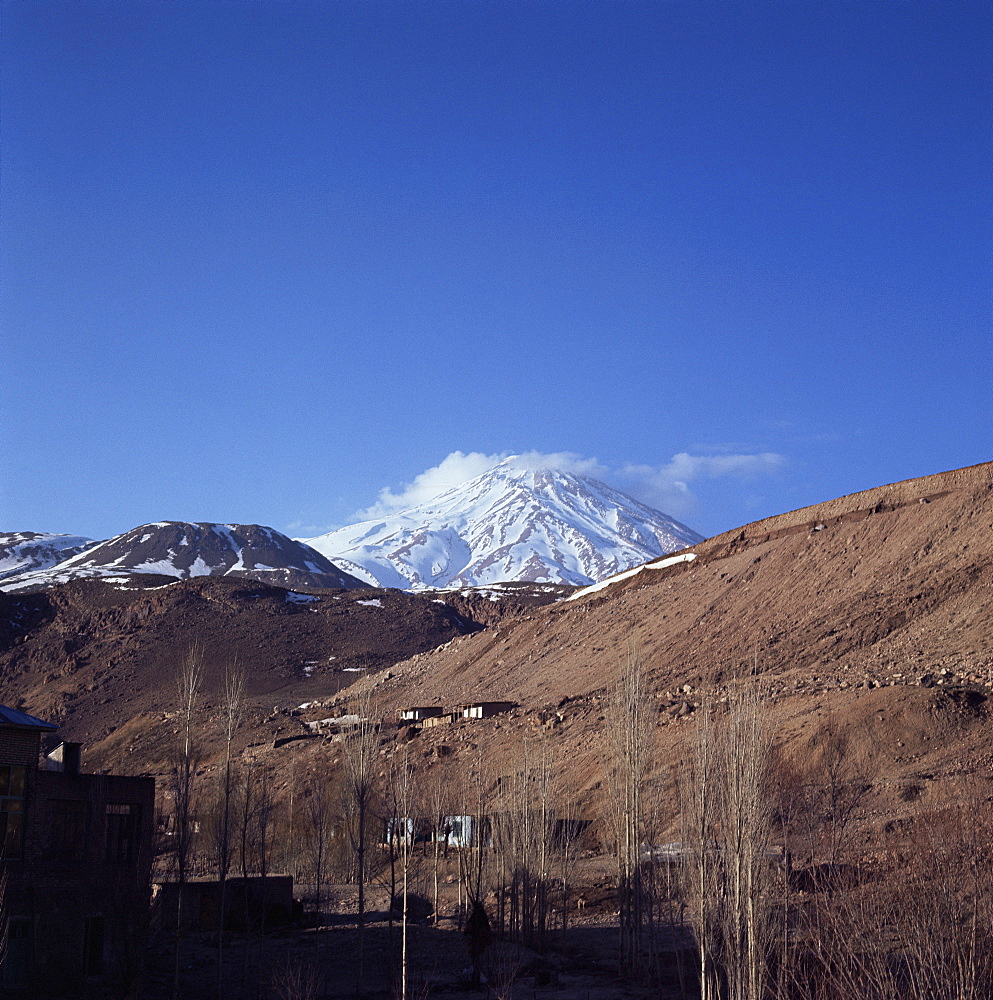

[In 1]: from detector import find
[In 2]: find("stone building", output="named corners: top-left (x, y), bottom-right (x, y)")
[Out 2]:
top-left (0, 704), bottom-right (155, 996)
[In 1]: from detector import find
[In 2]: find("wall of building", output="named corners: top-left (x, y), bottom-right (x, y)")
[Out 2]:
top-left (1, 725), bottom-right (155, 998)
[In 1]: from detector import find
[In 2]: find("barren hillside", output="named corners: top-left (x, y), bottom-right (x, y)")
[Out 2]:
top-left (330, 461), bottom-right (993, 834)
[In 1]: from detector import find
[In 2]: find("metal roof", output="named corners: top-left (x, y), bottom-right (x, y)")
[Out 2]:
top-left (0, 705), bottom-right (58, 730)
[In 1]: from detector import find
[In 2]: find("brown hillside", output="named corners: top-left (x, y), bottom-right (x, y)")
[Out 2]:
top-left (365, 461), bottom-right (992, 706)
top-left (330, 461), bottom-right (993, 835)
top-left (0, 577), bottom-right (485, 768)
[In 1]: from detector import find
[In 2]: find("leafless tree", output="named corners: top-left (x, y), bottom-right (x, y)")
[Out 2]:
top-left (425, 766), bottom-right (452, 925)
top-left (272, 956), bottom-right (323, 1000)
top-left (491, 737), bottom-right (553, 952)
top-left (215, 659), bottom-right (243, 998)
top-left (681, 692), bottom-right (720, 1000)
top-left (303, 762), bottom-right (334, 935)
top-left (341, 688), bottom-right (378, 995)
top-left (605, 645), bottom-right (654, 975)
top-left (172, 646), bottom-right (203, 1000)
top-left (715, 682), bottom-right (773, 1000)
top-left (390, 745), bottom-right (415, 1000)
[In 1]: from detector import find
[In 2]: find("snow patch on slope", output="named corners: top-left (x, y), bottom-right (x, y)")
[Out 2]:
top-left (0, 533), bottom-right (96, 581)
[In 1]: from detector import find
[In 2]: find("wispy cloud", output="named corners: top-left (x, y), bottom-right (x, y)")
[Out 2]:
top-left (617, 452), bottom-right (786, 516)
top-left (353, 448), bottom-right (785, 522)
top-left (355, 451), bottom-right (508, 518)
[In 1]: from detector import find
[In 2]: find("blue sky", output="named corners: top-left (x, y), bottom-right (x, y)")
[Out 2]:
top-left (3, 0), bottom-right (990, 542)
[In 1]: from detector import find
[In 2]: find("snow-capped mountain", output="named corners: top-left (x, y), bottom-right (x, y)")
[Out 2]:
top-left (1, 522), bottom-right (364, 592)
top-left (0, 532), bottom-right (96, 581)
top-left (302, 458), bottom-right (704, 590)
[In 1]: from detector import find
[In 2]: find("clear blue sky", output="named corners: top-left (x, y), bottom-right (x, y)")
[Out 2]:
top-left (3, 0), bottom-right (990, 541)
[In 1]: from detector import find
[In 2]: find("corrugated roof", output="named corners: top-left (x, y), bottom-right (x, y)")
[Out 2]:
top-left (0, 705), bottom-right (58, 730)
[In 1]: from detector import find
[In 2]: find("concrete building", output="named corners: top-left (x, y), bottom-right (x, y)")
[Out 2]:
top-left (456, 701), bottom-right (517, 720)
top-left (398, 706), bottom-right (446, 723)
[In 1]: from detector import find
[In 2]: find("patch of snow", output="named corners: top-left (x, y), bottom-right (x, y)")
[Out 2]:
top-left (286, 592), bottom-right (321, 604)
top-left (565, 552), bottom-right (697, 601)
top-left (356, 598), bottom-right (383, 608)
top-left (134, 559), bottom-right (185, 577)
top-left (188, 556), bottom-right (213, 577)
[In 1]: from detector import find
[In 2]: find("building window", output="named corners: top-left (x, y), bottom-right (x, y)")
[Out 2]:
top-left (82, 916), bottom-right (104, 976)
top-left (105, 803), bottom-right (141, 864)
top-left (0, 765), bottom-right (26, 859)
top-left (48, 799), bottom-right (90, 859)
top-left (4, 918), bottom-right (32, 986)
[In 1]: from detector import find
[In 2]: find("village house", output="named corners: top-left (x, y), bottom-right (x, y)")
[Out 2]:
top-left (0, 704), bottom-right (155, 997)
top-left (397, 706), bottom-right (446, 723)
top-left (456, 701), bottom-right (517, 720)
top-left (384, 813), bottom-right (491, 850)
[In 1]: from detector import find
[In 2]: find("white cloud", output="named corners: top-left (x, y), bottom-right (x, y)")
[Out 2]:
top-left (355, 451), bottom-right (508, 518)
top-left (618, 452), bottom-right (785, 516)
top-left (508, 450), bottom-right (608, 477)
top-left (353, 449), bottom-right (785, 521)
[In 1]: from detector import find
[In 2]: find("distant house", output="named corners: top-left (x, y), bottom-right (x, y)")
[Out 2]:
top-left (442, 814), bottom-right (491, 848)
top-left (457, 701), bottom-right (517, 721)
top-left (398, 706), bottom-right (446, 723)
top-left (0, 704), bottom-right (155, 996)
top-left (384, 814), bottom-right (491, 849)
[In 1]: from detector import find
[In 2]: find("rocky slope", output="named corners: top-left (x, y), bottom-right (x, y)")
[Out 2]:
top-left (0, 575), bottom-right (500, 769)
top-left (303, 457), bottom-right (702, 589)
top-left (365, 461), bottom-right (992, 707)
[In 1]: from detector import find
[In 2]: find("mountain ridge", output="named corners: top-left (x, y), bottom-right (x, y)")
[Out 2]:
top-left (0, 521), bottom-right (364, 592)
top-left (0, 532), bottom-right (96, 581)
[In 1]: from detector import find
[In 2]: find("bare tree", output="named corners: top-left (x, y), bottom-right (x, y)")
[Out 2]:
top-left (716, 682), bottom-right (773, 1000)
top-left (681, 692), bottom-right (720, 1000)
top-left (605, 645), bottom-right (654, 975)
top-left (389, 746), bottom-right (416, 1000)
top-left (341, 688), bottom-right (378, 995)
top-left (492, 739), bottom-right (552, 952)
top-left (215, 659), bottom-right (243, 998)
top-left (172, 646), bottom-right (203, 1000)
top-left (303, 763), bottom-right (334, 936)
top-left (425, 767), bottom-right (452, 926)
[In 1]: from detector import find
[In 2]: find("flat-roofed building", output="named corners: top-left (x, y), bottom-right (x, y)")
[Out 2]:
top-left (0, 704), bottom-right (155, 997)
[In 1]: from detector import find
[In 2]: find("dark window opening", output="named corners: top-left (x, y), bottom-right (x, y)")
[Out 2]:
top-left (105, 803), bottom-right (141, 864)
top-left (3, 918), bottom-right (32, 986)
top-left (82, 916), bottom-right (104, 976)
top-left (48, 799), bottom-right (90, 859)
top-left (0, 765), bottom-right (26, 859)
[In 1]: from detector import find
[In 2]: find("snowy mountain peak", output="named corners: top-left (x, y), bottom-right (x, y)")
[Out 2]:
top-left (302, 462), bottom-right (703, 590)
top-left (1, 522), bottom-right (364, 592)
top-left (0, 532), bottom-right (96, 581)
